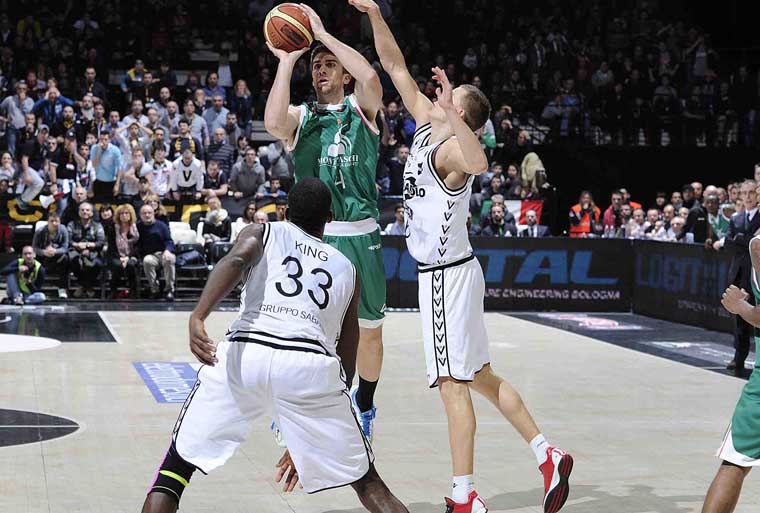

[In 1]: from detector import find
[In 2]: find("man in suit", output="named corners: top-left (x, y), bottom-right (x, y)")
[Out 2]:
top-left (715, 179), bottom-right (760, 376)
top-left (519, 209), bottom-right (550, 237)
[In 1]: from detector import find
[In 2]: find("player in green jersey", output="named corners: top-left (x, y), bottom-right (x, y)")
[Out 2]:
top-left (707, 228), bottom-right (760, 513)
top-left (264, 4), bottom-right (385, 440)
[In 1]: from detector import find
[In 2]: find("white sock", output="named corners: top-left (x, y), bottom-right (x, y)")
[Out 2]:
top-left (452, 474), bottom-right (474, 504)
top-left (530, 434), bottom-right (550, 464)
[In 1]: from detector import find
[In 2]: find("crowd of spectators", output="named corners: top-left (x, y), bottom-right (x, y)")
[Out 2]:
top-left (565, 171), bottom-right (760, 249)
top-left (1, 1), bottom-right (757, 302)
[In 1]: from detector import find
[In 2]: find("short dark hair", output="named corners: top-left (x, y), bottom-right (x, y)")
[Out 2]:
top-left (310, 44), bottom-right (334, 65)
top-left (287, 178), bottom-right (332, 233)
top-left (395, 204), bottom-right (404, 212)
top-left (458, 85), bottom-right (491, 131)
top-left (47, 211), bottom-right (60, 220)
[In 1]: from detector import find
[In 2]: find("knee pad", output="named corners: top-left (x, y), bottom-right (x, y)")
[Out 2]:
top-left (149, 443), bottom-right (196, 504)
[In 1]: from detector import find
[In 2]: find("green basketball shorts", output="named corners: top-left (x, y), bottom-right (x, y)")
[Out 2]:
top-left (323, 219), bottom-right (386, 328)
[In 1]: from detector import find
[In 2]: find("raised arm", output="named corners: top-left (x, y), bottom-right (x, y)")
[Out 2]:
top-left (188, 223), bottom-right (265, 365)
top-left (349, 0), bottom-right (433, 123)
top-left (300, 3), bottom-right (382, 121)
top-left (432, 67), bottom-right (489, 177)
top-left (263, 45), bottom-right (309, 142)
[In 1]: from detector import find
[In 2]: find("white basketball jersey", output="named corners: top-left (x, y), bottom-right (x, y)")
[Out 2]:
top-left (403, 123), bottom-right (474, 266)
top-left (227, 222), bottom-right (356, 358)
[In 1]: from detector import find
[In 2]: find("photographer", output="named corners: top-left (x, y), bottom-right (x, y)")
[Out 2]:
top-left (1, 246), bottom-right (46, 305)
top-left (569, 190), bottom-right (601, 237)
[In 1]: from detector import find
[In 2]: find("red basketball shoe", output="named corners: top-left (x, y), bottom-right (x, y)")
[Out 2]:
top-left (444, 490), bottom-right (488, 513)
top-left (539, 447), bottom-right (573, 513)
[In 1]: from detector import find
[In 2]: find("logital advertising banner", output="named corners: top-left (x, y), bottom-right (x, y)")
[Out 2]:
top-left (383, 237), bottom-right (633, 312)
top-left (632, 240), bottom-right (733, 332)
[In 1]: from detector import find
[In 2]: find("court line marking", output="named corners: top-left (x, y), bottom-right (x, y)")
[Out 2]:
top-left (0, 425), bottom-right (78, 428)
top-left (98, 311), bottom-right (123, 344)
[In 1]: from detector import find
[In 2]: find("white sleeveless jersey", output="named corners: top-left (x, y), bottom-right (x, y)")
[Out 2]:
top-left (403, 123), bottom-right (474, 266)
top-left (227, 222), bottom-right (356, 358)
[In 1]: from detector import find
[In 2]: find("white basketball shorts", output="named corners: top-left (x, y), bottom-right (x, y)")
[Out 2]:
top-left (172, 340), bottom-right (373, 493)
top-left (418, 255), bottom-right (490, 387)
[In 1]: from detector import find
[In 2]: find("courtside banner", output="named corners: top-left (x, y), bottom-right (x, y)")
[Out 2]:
top-left (632, 240), bottom-right (733, 333)
top-left (383, 237), bottom-right (632, 311)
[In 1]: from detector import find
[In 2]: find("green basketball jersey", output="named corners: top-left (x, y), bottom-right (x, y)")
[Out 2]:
top-left (290, 94), bottom-right (380, 222)
top-left (728, 237), bottom-right (760, 460)
top-left (752, 236), bottom-right (760, 365)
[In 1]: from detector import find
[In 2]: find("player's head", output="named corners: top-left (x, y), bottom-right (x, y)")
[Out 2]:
top-left (287, 177), bottom-right (333, 237)
top-left (432, 84), bottom-right (491, 132)
top-left (310, 44), bottom-right (351, 99)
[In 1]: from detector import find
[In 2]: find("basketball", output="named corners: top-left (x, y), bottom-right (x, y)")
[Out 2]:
top-left (264, 3), bottom-right (314, 53)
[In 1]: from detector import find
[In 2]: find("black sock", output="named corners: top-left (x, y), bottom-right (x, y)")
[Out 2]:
top-left (355, 376), bottom-right (378, 413)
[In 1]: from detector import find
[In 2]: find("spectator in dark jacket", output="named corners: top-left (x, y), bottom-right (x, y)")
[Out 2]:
top-left (481, 203), bottom-right (517, 237)
top-left (482, 175), bottom-right (506, 201)
top-left (1, 245), bottom-right (46, 304)
top-left (205, 128), bottom-right (236, 175)
top-left (32, 211), bottom-right (69, 298)
top-left (228, 80), bottom-right (254, 130)
top-left (67, 201), bottom-right (105, 297)
top-left (0, 178), bottom-right (13, 252)
top-left (61, 186), bottom-right (89, 226)
top-left (519, 209), bottom-right (550, 237)
top-left (385, 144), bottom-right (408, 196)
top-left (137, 204), bottom-right (175, 301)
top-left (78, 67), bottom-right (108, 104)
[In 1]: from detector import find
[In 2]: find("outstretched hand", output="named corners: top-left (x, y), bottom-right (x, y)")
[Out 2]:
top-left (431, 66), bottom-right (455, 111)
top-left (299, 3), bottom-right (326, 39)
top-left (275, 450), bottom-right (303, 492)
top-left (348, 0), bottom-right (379, 14)
top-left (265, 42), bottom-right (309, 63)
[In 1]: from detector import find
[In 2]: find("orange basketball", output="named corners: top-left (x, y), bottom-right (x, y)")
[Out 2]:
top-left (264, 3), bottom-right (314, 53)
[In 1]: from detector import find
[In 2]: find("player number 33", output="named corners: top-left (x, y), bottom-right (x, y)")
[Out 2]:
top-left (275, 256), bottom-right (333, 309)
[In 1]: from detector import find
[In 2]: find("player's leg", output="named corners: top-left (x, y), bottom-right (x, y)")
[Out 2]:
top-left (329, 230), bottom-right (386, 438)
top-left (141, 444), bottom-right (197, 513)
top-left (437, 377), bottom-right (489, 512)
top-left (470, 364), bottom-right (539, 442)
top-left (142, 492), bottom-right (180, 513)
top-left (142, 342), bottom-right (264, 511)
top-left (701, 462), bottom-right (751, 513)
top-left (438, 377), bottom-right (476, 476)
top-left (356, 324), bottom-right (383, 404)
top-left (471, 365), bottom-right (573, 513)
top-left (351, 464), bottom-right (409, 513)
top-left (271, 348), bottom-right (407, 511)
